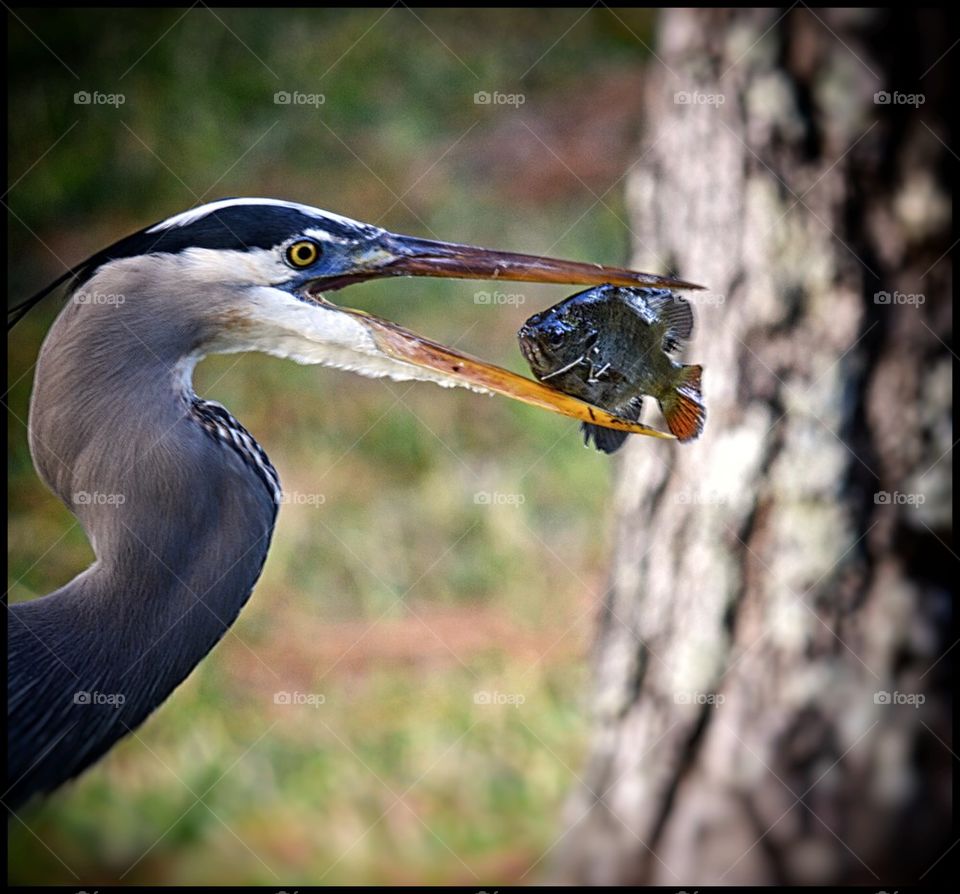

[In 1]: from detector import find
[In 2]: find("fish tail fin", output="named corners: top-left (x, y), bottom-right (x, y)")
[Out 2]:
top-left (660, 364), bottom-right (705, 442)
top-left (581, 396), bottom-right (642, 454)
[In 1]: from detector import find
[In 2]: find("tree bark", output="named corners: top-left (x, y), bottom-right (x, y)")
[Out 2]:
top-left (557, 8), bottom-right (952, 886)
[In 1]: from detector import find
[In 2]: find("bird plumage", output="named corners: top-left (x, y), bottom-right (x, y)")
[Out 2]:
top-left (10, 340), bottom-right (278, 806)
top-left (8, 197), bottom-right (701, 807)
top-left (7, 201), bottom-right (400, 805)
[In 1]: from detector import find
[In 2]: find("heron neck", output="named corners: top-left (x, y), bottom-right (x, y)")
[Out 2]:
top-left (10, 295), bottom-right (277, 806)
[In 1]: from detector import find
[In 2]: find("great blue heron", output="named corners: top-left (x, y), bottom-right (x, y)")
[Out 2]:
top-left (7, 197), bottom-right (700, 808)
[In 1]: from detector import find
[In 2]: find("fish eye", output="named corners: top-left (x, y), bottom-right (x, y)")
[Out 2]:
top-left (285, 239), bottom-right (322, 268)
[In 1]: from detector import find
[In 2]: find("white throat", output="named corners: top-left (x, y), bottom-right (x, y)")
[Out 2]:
top-left (213, 287), bottom-right (493, 394)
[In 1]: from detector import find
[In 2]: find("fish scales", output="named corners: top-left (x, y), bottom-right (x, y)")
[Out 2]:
top-left (518, 284), bottom-right (705, 452)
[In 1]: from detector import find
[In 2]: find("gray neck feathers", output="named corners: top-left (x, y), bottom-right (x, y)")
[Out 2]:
top-left (9, 261), bottom-right (279, 807)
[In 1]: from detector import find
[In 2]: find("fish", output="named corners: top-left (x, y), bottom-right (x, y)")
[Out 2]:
top-left (517, 284), bottom-right (705, 452)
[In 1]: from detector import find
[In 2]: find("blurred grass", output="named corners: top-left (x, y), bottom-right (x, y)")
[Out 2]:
top-left (7, 8), bottom-right (658, 884)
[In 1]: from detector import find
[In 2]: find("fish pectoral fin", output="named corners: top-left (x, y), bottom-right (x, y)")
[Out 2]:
top-left (585, 361), bottom-right (611, 384)
top-left (540, 354), bottom-right (587, 381)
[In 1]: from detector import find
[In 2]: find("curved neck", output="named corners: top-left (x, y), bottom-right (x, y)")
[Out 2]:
top-left (9, 295), bottom-right (278, 807)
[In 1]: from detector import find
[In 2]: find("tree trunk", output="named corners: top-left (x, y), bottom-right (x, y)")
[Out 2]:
top-left (557, 8), bottom-right (952, 886)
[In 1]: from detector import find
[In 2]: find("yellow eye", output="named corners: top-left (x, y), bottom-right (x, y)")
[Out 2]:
top-left (286, 239), bottom-right (320, 268)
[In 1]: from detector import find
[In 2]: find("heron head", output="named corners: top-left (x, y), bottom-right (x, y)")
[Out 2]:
top-left (22, 198), bottom-right (700, 437)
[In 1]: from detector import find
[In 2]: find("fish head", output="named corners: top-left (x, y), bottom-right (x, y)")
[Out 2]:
top-left (517, 305), bottom-right (600, 380)
top-left (517, 287), bottom-right (616, 379)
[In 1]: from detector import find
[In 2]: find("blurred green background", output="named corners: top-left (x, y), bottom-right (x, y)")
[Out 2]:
top-left (7, 8), bottom-right (660, 884)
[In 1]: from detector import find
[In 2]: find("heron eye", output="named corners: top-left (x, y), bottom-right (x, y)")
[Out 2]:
top-left (286, 239), bottom-right (321, 268)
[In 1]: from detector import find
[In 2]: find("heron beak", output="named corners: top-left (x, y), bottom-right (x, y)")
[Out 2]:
top-left (329, 305), bottom-right (676, 440)
top-left (305, 231), bottom-right (697, 441)
top-left (318, 232), bottom-right (705, 293)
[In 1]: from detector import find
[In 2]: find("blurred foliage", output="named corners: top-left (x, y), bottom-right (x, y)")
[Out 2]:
top-left (7, 7), bottom-right (660, 884)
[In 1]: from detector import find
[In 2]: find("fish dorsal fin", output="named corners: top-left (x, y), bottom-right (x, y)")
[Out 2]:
top-left (638, 288), bottom-right (694, 353)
